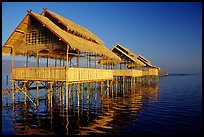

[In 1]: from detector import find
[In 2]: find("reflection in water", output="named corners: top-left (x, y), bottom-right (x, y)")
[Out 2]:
top-left (2, 81), bottom-right (159, 135)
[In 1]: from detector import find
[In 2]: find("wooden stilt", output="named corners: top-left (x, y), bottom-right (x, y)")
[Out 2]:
top-left (66, 83), bottom-right (69, 110)
top-left (50, 83), bottom-right (53, 109)
top-left (36, 81), bottom-right (39, 106)
top-left (24, 82), bottom-right (27, 104)
top-left (62, 84), bottom-right (64, 107)
top-left (11, 80), bottom-right (15, 104)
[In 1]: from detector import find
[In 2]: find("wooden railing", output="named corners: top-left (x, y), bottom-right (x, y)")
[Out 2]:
top-left (11, 67), bottom-right (158, 82)
top-left (113, 70), bottom-right (143, 77)
top-left (11, 67), bottom-right (113, 82)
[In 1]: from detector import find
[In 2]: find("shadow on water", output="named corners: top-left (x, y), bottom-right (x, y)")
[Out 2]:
top-left (2, 81), bottom-right (159, 135)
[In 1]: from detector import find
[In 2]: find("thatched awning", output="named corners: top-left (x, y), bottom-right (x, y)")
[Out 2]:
top-left (2, 10), bottom-right (121, 62)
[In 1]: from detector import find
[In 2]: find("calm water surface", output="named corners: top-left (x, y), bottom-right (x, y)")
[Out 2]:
top-left (2, 73), bottom-right (202, 135)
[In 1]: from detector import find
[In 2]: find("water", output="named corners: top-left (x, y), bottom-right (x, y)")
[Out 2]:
top-left (2, 73), bottom-right (202, 135)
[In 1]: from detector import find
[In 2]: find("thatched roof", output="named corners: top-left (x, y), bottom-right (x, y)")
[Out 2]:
top-left (2, 9), bottom-right (121, 62)
top-left (98, 44), bottom-right (146, 66)
top-left (41, 8), bottom-right (104, 45)
top-left (98, 43), bottom-right (159, 69)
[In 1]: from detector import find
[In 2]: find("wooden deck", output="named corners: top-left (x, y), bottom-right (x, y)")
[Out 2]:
top-left (11, 67), bottom-right (158, 83)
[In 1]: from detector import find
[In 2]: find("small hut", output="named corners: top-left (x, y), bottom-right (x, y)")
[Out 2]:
top-left (98, 43), bottom-right (159, 76)
top-left (2, 9), bottom-right (121, 104)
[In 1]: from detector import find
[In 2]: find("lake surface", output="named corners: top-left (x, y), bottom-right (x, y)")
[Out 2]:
top-left (2, 73), bottom-right (202, 135)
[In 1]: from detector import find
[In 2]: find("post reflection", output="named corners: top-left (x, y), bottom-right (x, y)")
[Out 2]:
top-left (4, 80), bottom-right (159, 135)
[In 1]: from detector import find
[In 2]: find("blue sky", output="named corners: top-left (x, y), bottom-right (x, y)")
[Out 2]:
top-left (2, 2), bottom-right (202, 73)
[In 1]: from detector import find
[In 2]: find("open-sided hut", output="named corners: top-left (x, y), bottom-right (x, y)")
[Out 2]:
top-left (2, 9), bottom-right (121, 104)
top-left (2, 9), bottom-right (121, 82)
top-left (98, 43), bottom-right (159, 76)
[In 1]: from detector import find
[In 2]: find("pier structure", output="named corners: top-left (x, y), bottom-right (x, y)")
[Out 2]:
top-left (2, 8), bottom-right (159, 110)
top-left (98, 43), bottom-right (160, 88)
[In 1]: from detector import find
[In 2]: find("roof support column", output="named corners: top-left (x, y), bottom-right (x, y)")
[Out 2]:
top-left (66, 44), bottom-right (69, 82)
top-left (77, 50), bottom-right (80, 68)
top-left (66, 45), bottom-right (69, 68)
top-left (26, 54), bottom-right (28, 67)
top-left (12, 47), bottom-right (14, 68)
top-left (36, 52), bottom-right (39, 67)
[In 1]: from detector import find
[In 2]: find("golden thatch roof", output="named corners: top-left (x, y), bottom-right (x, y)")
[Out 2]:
top-left (2, 9), bottom-right (121, 62)
top-left (41, 8), bottom-right (104, 45)
top-left (98, 44), bottom-right (146, 66)
top-left (98, 43), bottom-right (159, 69)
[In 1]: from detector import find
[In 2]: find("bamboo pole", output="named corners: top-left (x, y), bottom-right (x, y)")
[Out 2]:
top-left (11, 80), bottom-right (15, 104)
top-left (24, 82), bottom-right (27, 104)
top-left (47, 57), bottom-right (49, 67)
top-left (50, 83), bottom-right (53, 109)
top-left (87, 82), bottom-right (90, 100)
top-left (36, 81), bottom-right (39, 106)
top-left (6, 75), bottom-right (9, 105)
top-left (36, 53), bottom-right (39, 67)
top-left (66, 83), bottom-right (69, 110)
top-left (89, 54), bottom-right (91, 68)
top-left (95, 54), bottom-right (97, 68)
top-left (116, 77), bottom-right (118, 97)
top-left (26, 55), bottom-right (28, 67)
top-left (60, 59), bottom-right (62, 67)
top-left (77, 50), bottom-right (80, 68)
top-left (17, 81), bottom-right (20, 102)
top-left (62, 84), bottom-right (64, 107)
top-left (12, 47), bottom-right (14, 68)
top-left (87, 53), bottom-right (89, 68)
top-left (77, 84), bottom-right (80, 107)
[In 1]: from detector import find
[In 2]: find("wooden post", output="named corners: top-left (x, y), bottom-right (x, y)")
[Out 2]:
top-left (87, 53), bottom-right (89, 68)
top-left (65, 44), bottom-right (69, 110)
top-left (6, 75), bottom-right (9, 105)
top-left (111, 80), bottom-right (113, 97)
top-left (6, 75), bottom-right (8, 90)
top-left (87, 82), bottom-right (90, 100)
top-left (55, 59), bottom-right (57, 67)
top-left (36, 81), bottom-right (39, 106)
top-left (24, 82), bottom-right (27, 104)
top-left (107, 80), bottom-right (109, 96)
top-left (77, 50), bottom-right (80, 68)
top-left (66, 83), bottom-right (69, 110)
top-left (11, 80), bottom-right (15, 104)
top-left (95, 54), bottom-right (97, 68)
top-left (62, 84), bottom-right (64, 107)
top-left (115, 77), bottom-right (118, 97)
top-left (26, 55), bottom-right (28, 67)
top-left (60, 59), bottom-right (62, 67)
top-left (50, 83), bottom-right (53, 109)
top-left (47, 57), bottom-right (49, 67)
top-left (77, 84), bottom-right (79, 107)
top-left (123, 76), bottom-right (125, 96)
top-left (12, 47), bottom-right (14, 68)
top-left (49, 58), bottom-right (52, 67)
top-left (36, 53), bottom-right (39, 67)
top-left (89, 54), bottom-right (91, 68)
